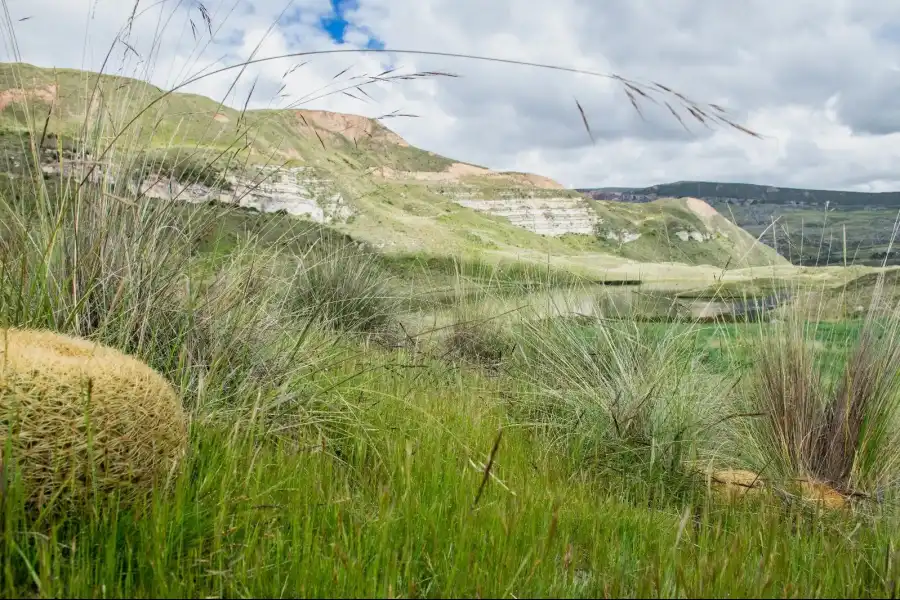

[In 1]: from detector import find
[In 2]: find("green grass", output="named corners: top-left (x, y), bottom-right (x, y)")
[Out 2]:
top-left (6, 352), bottom-right (900, 598)
top-left (589, 198), bottom-right (786, 269)
top-left (6, 172), bottom-right (900, 596)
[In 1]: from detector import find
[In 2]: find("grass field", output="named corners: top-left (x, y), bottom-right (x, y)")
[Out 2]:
top-left (4, 180), bottom-right (900, 596)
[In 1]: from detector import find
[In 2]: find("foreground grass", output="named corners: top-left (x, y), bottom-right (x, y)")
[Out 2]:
top-left (4, 353), bottom-right (900, 598)
top-left (3, 181), bottom-right (899, 595)
top-left (3, 193), bottom-right (899, 596)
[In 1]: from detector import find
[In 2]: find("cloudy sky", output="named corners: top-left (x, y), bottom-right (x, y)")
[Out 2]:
top-left (6, 0), bottom-right (900, 191)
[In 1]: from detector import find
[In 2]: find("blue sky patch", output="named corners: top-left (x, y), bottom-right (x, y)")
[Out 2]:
top-left (319, 0), bottom-right (384, 49)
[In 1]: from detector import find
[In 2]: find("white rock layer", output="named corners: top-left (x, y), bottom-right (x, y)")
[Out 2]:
top-left (40, 163), bottom-right (356, 224)
top-left (603, 230), bottom-right (642, 243)
top-left (451, 196), bottom-right (600, 236)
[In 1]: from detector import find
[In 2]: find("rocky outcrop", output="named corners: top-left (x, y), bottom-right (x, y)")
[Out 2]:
top-left (138, 166), bottom-right (353, 223)
top-left (39, 161), bottom-right (354, 224)
top-left (602, 229), bottom-right (642, 243)
top-left (296, 109), bottom-right (410, 146)
top-left (450, 194), bottom-right (600, 236)
top-left (0, 84), bottom-right (57, 112)
top-left (675, 230), bottom-right (711, 242)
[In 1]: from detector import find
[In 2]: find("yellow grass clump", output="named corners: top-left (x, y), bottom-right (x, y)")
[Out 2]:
top-left (707, 469), bottom-right (851, 511)
top-left (0, 329), bottom-right (188, 508)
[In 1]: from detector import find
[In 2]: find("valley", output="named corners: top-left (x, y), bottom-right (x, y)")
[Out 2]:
top-left (0, 62), bottom-right (789, 283)
top-left (581, 181), bottom-right (900, 267)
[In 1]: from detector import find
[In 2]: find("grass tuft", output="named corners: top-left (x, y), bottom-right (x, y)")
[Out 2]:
top-left (289, 240), bottom-right (400, 334)
top-left (736, 313), bottom-right (900, 496)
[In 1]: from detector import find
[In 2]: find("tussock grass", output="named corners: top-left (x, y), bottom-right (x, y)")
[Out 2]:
top-left (734, 312), bottom-right (900, 497)
top-left (511, 309), bottom-right (721, 478)
top-left (0, 186), bottom-right (314, 414)
top-left (439, 293), bottom-right (519, 370)
top-left (289, 240), bottom-right (401, 335)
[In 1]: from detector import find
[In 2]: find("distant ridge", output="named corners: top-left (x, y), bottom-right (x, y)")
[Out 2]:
top-left (579, 181), bottom-right (900, 208)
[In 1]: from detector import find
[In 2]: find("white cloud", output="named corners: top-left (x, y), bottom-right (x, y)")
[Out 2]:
top-left (7, 0), bottom-right (900, 190)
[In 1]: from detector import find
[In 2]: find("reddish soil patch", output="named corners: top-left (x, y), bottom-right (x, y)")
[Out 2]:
top-left (296, 109), bottom-right (409, 146)
top-left (0, 84), bottom-right (57, 111)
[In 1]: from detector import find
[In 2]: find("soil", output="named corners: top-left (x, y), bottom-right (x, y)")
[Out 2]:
top-left (0, 84), bottom-right (57, 111)
top-left (296, 109), bottom-right (410, 146)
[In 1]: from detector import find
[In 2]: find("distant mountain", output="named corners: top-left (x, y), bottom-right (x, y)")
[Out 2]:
top-left (578, 181), bottom-right (900, 209)
top-left (578, 181), bottom-right (900, 266)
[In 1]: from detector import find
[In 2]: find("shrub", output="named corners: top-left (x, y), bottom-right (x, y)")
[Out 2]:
top-left (0, 328), bottom-right (188, 509)
top-left (435, 285), bottom-right (519, 370)
top-left (441, 319), bottom-right (516, 370)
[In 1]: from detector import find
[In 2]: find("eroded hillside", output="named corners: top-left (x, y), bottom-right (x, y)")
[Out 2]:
top-left (0, 62), bottom-right (787, 273)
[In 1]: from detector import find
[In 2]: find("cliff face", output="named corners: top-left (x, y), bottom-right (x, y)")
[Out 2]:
top-left (451, 196), bottom-right (599, 236)
top-left (0, 62), bottom-right (786, 269)
top-left (138, 166), bottom-right (354, 223)
top-left (443, 187), bottom-right (599, 236)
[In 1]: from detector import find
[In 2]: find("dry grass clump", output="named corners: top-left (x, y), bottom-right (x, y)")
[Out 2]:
top-left (0, 328), bottom-right (187, 509)
top-left (736, 315), bottom-right (900, 498)
top-left (441, 322), bottom-right (514, 370)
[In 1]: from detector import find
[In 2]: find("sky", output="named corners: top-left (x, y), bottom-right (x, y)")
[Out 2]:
top-left (5, 0), bottom-right (900, 191)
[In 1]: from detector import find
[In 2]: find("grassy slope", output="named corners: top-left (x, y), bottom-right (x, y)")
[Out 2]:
top-left (589, 197), bottom-right (783, 268)
top-left (0, 62), bottom-right (788, 277)
top-left (710, 201), bottom-right (900, 266)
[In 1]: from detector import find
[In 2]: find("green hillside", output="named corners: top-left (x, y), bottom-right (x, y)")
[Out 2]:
top-left (642, 181), bottom-right (900, 208)
top-left (649, 182), bottom-right (900, 266)
top-left (0, 62), bottom-right (786, 274)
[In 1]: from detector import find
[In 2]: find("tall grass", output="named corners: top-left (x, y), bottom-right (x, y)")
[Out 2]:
top-left (734, 309), bottom-right (900, 497)
top-left (288, 240), bottom-right (401, 335)
top-left (0, 182), bottom-right (306, 408)
top-left (2, 366), bottom-right (899, 598)
top-left (510, 300), bottom-right (722, 480)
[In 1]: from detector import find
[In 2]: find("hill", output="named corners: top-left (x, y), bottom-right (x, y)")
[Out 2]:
top-left (581, 181), bottom-right (900, 208)
top-left (580, 181), bottom-right (900, 266)
top-left (0, 63), bottom-right (787, 276)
